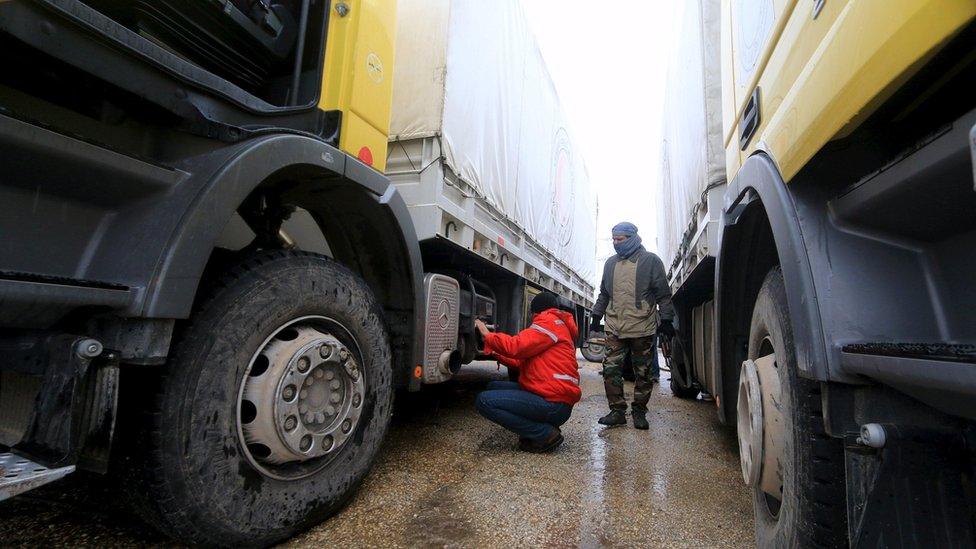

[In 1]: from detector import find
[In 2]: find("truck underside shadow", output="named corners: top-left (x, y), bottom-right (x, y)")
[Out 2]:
top-left (715, 203), bottom-right (778, 423)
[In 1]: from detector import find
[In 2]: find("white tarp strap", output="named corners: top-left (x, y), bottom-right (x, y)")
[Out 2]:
top-left (553, 373), bottom-right (580, 385)
top-left (531, 323), bottom-right (559, 343)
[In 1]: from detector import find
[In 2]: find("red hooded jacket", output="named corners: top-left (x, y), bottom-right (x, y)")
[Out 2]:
top-left (483, 308), bottom-right (582, 405)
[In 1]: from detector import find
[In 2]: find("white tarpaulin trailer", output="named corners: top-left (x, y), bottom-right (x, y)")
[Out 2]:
top-left (657, 0), bottom-right (725, 289)
top-left (387, 0), bottom-right (597, 307)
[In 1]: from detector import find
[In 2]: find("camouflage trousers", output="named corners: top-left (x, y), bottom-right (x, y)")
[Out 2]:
top-left (603, 334), bottom-right (658, 412)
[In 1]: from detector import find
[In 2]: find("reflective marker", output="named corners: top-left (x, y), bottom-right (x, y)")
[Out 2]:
top-left (358, 146), bottom-right (374, 166)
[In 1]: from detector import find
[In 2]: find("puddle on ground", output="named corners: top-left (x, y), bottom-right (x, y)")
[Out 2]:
top-left (578, 420), bottom-right (610, 548)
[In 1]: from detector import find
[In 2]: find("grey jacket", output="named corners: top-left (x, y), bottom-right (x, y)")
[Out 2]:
top-left (592, 247), bottom-right (674, 323)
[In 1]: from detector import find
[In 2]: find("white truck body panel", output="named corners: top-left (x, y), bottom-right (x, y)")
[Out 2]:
top-left (387, 0), bottom-right (597, 307)
top-left (658, 0), bottom-right (726, 289)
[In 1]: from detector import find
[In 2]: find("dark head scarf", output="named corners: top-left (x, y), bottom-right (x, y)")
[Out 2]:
top-left (612, 222), bottom-right (642, 259)
top-left (530, 292), bottom-right (559, 314)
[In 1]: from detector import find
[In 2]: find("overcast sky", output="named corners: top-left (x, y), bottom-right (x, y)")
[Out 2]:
top-left (522, 0), bottom-right (678, 265)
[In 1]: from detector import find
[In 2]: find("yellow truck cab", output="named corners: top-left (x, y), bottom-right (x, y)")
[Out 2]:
top-left (0, 1), bottom-right (421, 545)
top-left (662, 0), bottom-right (976, 546)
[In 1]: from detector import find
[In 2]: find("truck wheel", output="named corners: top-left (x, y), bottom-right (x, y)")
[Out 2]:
top-left (668, 337), bottom-right (700, 399)
top-left (581, 332), bottom-right (606, 363)
top-left (581, 345), bottom-right (605, 363)
top-left (125, 251), bottom-right (393, 546)
top-left (669, 377), bottom-right (700, 399)
top-left (739, 268), bottom-right (846, 548)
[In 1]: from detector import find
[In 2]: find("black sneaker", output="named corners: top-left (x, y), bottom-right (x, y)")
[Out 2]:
top-left (632, 411), bottom-right (649, 430)
top-left (519, 428), bottom-right (564, 453)
top-left (598, 410), bottom-right (627, 426)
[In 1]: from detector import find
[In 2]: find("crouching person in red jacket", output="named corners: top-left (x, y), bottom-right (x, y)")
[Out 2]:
top-left (474, 292), bottom-right (582, 453)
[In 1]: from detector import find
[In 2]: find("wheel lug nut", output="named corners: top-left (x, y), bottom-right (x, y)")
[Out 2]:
top-left (353, 394), bottom-right (361, 407)
top-left (284, 416), bottom-right (297, 430)
top-left (322, 435), bottom-right (334, 450)
top-left (330, 380), bottom-right (341, 390)
top-left (339, 349), bottom-right (349, 362)
top-left (314, 369), bottom-right (324, 379)
top-left (282, 384), bottom-right (297, 400)
top-left (300, 435), bottom-right (312, 452)
top-left (319, 344), bottom-right (333, 359)
top-left (342, 419), bottom-right (351, 433)
top-left (330, 393), bottom-right (340, 404)
top-left (326, 370), bottom-right (335, 381)
top-left (297, 356), bottom-right (310, 373)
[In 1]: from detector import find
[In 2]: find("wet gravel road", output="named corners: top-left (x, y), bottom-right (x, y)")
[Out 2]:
top-left (1, 359), bottom-right (753, 547)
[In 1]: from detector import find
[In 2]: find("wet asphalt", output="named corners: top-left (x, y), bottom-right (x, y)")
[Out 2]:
top-left (0, 359), bottom-right (754, 548)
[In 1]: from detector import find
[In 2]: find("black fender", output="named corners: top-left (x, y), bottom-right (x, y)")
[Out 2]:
top-left (714, 153), bottom-right (831, 421)
top-left (145, 134), bottom-right (425, 369)
top-left (0, 116), bottom-right (424, 371)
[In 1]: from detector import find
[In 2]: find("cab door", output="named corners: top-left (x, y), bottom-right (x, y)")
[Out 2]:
top-left (724, 0), bottom-right (976, 184)
top-left (722, 0), bottom-right (795, 178)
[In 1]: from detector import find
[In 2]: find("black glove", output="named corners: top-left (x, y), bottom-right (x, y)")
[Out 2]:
top-left (589, 315), bottom-right (603, 333)
top-left (657, 319), bottom-right (676, 339)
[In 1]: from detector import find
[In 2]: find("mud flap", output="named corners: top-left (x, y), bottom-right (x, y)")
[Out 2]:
top-left (845, 425), bottom-right (976, 547)
top-left (2, 332), bottom-right (119, 472)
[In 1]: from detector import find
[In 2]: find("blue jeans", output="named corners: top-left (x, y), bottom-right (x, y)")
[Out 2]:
top-left (475, 381), bottom-right (573, 441)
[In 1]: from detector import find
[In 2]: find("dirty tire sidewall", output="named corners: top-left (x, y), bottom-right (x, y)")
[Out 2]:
top-left (581, 343), bottom-right (605, 363)
top-left (668, 345), bottom-right (700, 399)
top-left (668, 375), bottom-right (700, 399)
top-left (748, 268), bottom-right (846, 549)
top-left (138, 251), bottom-right (393, 547)
top-left (581, 346), bottom-right (605, 363)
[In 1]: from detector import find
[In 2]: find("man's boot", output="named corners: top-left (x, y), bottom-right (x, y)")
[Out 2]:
top-left (598, 409), bottom-right (627, 426)
top-left (632, 410), bottom-right (649, 430)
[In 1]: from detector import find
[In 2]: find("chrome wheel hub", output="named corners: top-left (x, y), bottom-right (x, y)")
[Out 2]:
top-left (240, 321), bottom-right (365, 468)
top-left (737, 347), bottom-right (784, 504)
top-left (737, 357), bottom-right (764, 487)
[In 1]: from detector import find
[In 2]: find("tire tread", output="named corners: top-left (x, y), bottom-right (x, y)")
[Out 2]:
top-left (748, 268), bottom-right (847, 548)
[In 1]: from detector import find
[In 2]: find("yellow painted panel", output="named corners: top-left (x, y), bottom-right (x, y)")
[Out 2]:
top-left (344, 110), bottom-right (389, 172)
top-left (735, 0), bottom-right (848, 170)
top-left (726, 0), bottom-right (796, 145)
top-left (321, 2), bottom-right (356, 117)
top-left (727, 0), bottom-right (796, 119)
top-left (746, 0), bottom-right (976, 183)
top-left (321, 0), bottom-right (397, 169)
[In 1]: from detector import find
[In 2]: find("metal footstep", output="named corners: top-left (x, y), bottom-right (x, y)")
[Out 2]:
top-left (0, 452), bottom-right (74, 501)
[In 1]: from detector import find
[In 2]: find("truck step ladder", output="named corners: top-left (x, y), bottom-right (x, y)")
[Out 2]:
top-left (0, 452), bottom-right (74, 501)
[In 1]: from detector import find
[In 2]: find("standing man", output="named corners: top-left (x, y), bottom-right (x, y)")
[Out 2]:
top-left (590, 222), bottom-right (675, 430)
